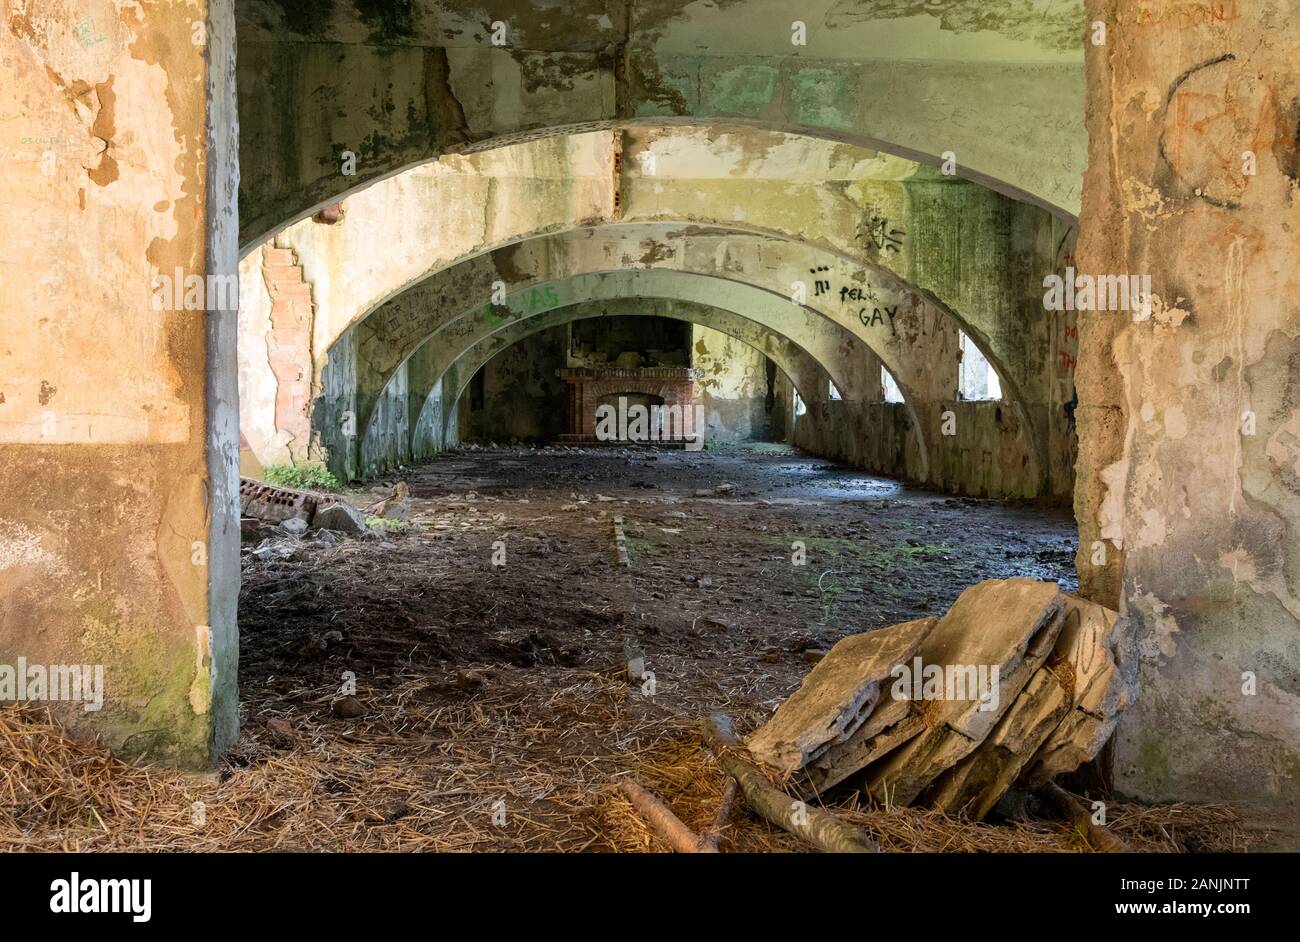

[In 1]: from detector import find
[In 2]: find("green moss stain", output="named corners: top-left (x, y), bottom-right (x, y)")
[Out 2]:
top-left (79, 610), bottom-right (166, 695)
top-left (836, 1), bottom-right (1081, 54)
top-left (77, 607), bottom-right (211, 766)
top-left (703, 64), bottom-right (777, 118)
top-left (1134, 730), bottom-right (1173, 784)
top-left (632, 63), bottom-right (693, 117)
top-left (622, 535), bottom-right (649, 563)
top-left (791, 69), bottom-right (853, 131)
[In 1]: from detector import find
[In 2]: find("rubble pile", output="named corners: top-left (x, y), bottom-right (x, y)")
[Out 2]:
top-left (746, 579), bottom-right (1137, 819)
top-left (239, 477), bottom-right (380, 540)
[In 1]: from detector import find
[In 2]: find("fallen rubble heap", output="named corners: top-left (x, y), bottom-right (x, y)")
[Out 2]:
top-left (239, 477), bottom-right (388, 539)
top-left (745, 578), bottom-right (1138, 821)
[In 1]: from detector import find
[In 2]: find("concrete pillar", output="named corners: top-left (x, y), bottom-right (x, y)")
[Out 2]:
top-left (1077, 0), bottom-right (1300, 829)
top-left (0, 2), bottom-right (239, 765)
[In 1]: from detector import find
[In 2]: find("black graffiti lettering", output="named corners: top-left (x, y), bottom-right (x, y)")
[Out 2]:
top-left (860, 213), bottom-right (906, 253)
top-left (883, 305), bottom-right (898, 336)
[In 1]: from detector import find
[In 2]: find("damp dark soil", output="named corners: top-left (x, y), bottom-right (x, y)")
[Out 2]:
top-left (234, 443), bottom-right (1079, 849)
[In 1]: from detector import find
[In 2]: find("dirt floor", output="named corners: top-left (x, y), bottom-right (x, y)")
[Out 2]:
top-left (0, 444), bottom-right (1254, 851)
top-left (242, 442), bottom-right (1080, 726)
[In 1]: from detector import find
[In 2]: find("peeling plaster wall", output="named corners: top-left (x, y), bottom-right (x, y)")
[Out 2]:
top-left (239, 243), bottom-right (319, 466)
top-left (691, 325), bottom-right (782, 442)
top-left (1077, 0), bottom-right (1300, 825)
top-left (238, 248), bottom-right (279, 462)
top-left (0, 0), bottom-right (239, 765)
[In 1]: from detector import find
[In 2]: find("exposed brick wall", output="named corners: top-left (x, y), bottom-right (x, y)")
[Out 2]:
top-left (261, 245), bottom-right (315, 462)
top-left (558, 367), bottom-right (699, 440)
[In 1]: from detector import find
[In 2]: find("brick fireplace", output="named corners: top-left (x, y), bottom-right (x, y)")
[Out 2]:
top-left (556, 366), bottom-right (702, 443)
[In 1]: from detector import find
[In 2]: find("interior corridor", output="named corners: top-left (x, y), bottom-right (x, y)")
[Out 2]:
top-left (3, 0), bottom-right (1296, 862)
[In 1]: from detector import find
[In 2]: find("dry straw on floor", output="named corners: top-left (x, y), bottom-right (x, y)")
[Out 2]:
top-left (0, 702), bottom-right (1250, 853)
top-left (597, 735), bottom-right (1252, 854)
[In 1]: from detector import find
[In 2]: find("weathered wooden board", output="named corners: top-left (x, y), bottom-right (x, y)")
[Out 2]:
top-left (747, 618), bottom-right (935, 776)
top-left (801, 696), bottom-right (925, 795)
top-left (860, 579), bottom-right (1068, 805)
top-left (1025, 598), bottom-right (1137, 784)
top-left (920, 665), bottom-right (1072, 819)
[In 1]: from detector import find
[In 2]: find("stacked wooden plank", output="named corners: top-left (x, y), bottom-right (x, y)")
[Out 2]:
top-left (746, 579), bottom-right (1136, 820)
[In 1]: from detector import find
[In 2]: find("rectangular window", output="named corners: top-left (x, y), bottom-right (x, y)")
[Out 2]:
top-left (958, 332), bottom-right (1002, 401)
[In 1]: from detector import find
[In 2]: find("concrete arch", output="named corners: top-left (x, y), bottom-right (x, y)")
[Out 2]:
top-left (329, 267), bottom-right (947, 487)
top-left (368, 297), bottom-right (926, 490)
top-left (343, 270), bottom-right (895, 462)
top-left (237, 1), bottom-right (1084, 244)
top-left (258, 212), bottom-right (1023, 442)
top-left (345, 227), bottom-right (962, 418)
top-left (247, 128), bottom-right (1070, 423)
top-left (316, 226), bottom-right (1042, 491)
top-left (345, 265), bottom-right (918, 437)
top-left (404, 300), bottom-right (849, 457)
top-left (406, 301), bottom-right (837, 461)
top-left (239, 130), bottom-right (1069, 491)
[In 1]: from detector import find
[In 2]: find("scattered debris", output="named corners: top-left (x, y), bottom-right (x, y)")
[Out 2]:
top-left (616, 777), bottom-right (715, 853)
top-left (705, 714), bottom-right (878, 853)
top-left (241, 476), bottom-right (371, 538)
top-left (313, 499), bottom-right (368, 535)
top-left (624, 634), bottom-right (646, 683)
top-left (263, 717), bottom-right (294, 743)
top-left (3, 449), bottom-right (1238, 854)
top-left (748, 616), bottom-right (932, 778)
top-left (364, 481), bottom-right (412, 521)
top-left (1037, 781), bottom-right (1130, 853)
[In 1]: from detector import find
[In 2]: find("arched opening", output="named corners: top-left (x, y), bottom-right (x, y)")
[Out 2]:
top-left (232, 119), bottom-right (1089, 851)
